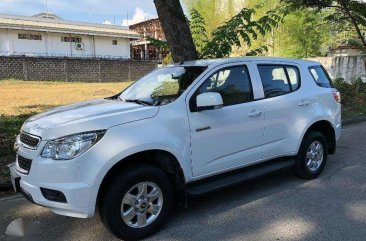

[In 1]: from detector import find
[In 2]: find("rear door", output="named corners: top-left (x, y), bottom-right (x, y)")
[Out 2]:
top-left (255, 63), bottom-right (303, 159)
top-left (187, 63), bottom-right (265, 178)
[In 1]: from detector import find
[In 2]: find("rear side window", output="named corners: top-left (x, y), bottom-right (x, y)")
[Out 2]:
top-left (258, 65), bottom-right (300, 98)
top-left (309, 65), bottom-right (333, 88)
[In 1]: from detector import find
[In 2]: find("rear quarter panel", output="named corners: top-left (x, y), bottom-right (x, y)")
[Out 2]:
top-left (291, 64), bottom-right (341, 154)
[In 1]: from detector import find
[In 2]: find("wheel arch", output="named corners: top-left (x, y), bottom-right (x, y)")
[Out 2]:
top-left (96, 149), bottom-right (187, 208)
top-left (299, 120), bottom-right (336, 155)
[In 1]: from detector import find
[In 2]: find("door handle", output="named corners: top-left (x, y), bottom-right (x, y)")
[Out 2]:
top-left (299, 99), bottom-right (311, 106)
top-left (248, 110), bottom-right (262, 117)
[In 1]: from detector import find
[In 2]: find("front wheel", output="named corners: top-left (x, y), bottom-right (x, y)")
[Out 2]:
top-left (293, 131), bottom-right (328, 180)
top-left (99, 164), bottom-right (173, 240)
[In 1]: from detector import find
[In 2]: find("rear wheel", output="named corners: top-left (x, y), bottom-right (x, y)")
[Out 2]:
top-left (293, 131), bottom-right (328, 180)
top-left (99, 164), bottom-right (173, 240)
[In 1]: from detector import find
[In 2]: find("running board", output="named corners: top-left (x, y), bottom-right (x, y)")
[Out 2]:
top-left (187, 159), bottom-right (295, 196)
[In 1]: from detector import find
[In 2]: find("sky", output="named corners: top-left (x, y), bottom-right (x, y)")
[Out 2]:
top-left (0, 0), bottom-right (159, 26)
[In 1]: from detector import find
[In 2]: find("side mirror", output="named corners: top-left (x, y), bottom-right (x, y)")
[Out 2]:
top-left (196, 92), bottom-right (223, 111)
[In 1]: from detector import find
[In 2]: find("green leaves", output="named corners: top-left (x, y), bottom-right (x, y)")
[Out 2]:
top-left (245, 46), bottom-right (269, 56)
top-left (152, 4), bottom-right (285, 60)
top-left (189, 9), bottom-right (208, 54)
top-left (199, 7), bottom-right (284, 58)
top-left (145, 36), bottom-right (169, 50)
top-left (273, 9), bottom-right (329, 58)
top-left (282, 0), bottom-right (366, 46)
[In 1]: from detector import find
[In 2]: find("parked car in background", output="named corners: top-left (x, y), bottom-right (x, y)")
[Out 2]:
top-left (11, 57), bottom-right (341, 240)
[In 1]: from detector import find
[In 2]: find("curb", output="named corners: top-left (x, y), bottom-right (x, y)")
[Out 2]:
top-left (342, 116), bottom-right (366, 126)
top-left (0, 193), bottom-right (21, 202)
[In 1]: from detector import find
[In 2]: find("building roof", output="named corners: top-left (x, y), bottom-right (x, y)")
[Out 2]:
top-left (129, 18), bottom-right (160, 29)
top-left (0, 13), bottom-right (140, 39)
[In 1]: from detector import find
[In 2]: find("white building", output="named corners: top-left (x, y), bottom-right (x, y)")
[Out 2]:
top-left (0, 13), bottom-right (140, 59)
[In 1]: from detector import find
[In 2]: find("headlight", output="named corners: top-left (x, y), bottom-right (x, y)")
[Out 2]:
top-left (41, 130), bottom-right (106, 160)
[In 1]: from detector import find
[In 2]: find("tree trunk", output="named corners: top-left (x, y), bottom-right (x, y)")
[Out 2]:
top-left (342, 5), bottom-right (366, 47)
top-left (154, 0), bottom-right (198, 62)
top-left (350, 16), bottom-right (366, 47)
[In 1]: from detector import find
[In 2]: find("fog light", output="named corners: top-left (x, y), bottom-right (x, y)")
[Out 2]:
top-left (40, 188), bottom-right (67, 203)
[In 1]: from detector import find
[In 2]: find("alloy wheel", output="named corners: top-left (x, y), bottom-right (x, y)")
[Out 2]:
top-left (306, 141), bottom-right (324, 172)
top-left (121, 182), bottom-right (163, 228)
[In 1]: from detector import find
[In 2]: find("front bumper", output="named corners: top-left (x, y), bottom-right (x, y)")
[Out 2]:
top-left (11, 141), bottom-right (98, 218)
top-left (19, 177), bottom-right (95, 218)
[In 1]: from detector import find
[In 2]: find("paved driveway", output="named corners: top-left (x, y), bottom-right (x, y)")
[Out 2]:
top-left (1, 122), bottom-right (366, 241)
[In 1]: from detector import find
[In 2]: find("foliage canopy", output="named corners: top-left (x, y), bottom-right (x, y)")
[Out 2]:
top-left (282, 0), bottom-right (366, 46)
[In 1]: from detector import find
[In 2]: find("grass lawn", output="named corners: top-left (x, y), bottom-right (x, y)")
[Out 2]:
top-left (0, 79), bottom-right (132, 188)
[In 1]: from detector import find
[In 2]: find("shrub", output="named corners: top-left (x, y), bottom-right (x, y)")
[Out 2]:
top-left (334, 77), bottom-right (366, 118)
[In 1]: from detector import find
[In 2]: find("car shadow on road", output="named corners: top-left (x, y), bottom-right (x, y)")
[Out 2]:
top-left (151, 153), bottom-right (366, 241)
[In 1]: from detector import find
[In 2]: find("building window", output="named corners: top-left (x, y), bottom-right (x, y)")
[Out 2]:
top-left (61, 36), bottom-right (82, 43)
top-left (18, 33), bottom-right (42, 40)
top-left (112, 40), bottom-right (118, 45)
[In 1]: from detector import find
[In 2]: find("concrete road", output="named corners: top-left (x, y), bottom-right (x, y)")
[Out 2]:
top-left (1, 122), bottom-right (366, 241)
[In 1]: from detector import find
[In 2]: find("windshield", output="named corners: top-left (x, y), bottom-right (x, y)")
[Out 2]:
top-left (119, 66), bottom-right (206, 106)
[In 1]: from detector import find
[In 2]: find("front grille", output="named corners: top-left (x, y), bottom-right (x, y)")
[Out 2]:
top-left (20, 132), bottom-right (41, 149)
top-left (17, 155), bottom-right (32, 174)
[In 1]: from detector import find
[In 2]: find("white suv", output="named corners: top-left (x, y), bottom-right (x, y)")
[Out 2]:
top-left (12, 57), bottom-right (341, 240)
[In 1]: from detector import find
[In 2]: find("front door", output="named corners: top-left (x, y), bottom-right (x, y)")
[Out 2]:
top-left (187, 64), bottom-right (264, 178)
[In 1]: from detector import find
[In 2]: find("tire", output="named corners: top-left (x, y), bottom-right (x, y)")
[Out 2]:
top-left (293, 131), bottom-right (328, 180)
top-left (99, 164), bottom-right (173, 240)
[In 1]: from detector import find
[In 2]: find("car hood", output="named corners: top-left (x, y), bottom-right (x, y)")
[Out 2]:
top-left (21, 99), bottom-right (159, 140)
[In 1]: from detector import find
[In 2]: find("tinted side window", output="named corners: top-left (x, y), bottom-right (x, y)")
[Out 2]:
top-left (309, 65), bottom-right (333, 88)
top-left (197, 66), bottom-right (253, 106)
top-left (258, 65), bottom-right (301, 98)
top-left (258, 65), bottom-right (290, 98)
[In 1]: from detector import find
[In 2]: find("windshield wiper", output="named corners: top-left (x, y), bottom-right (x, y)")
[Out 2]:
top-left (123, 99), bottom-right (153, 106)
